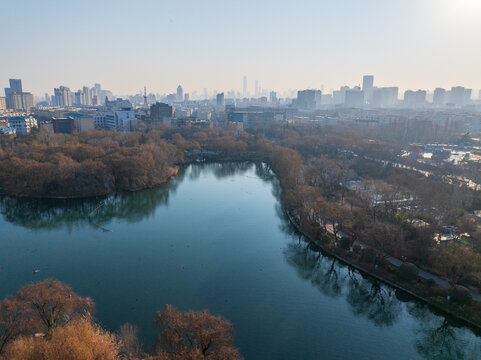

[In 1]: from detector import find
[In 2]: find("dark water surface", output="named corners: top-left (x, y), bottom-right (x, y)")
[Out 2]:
top-left (0, 163), bottom-right (480, 359)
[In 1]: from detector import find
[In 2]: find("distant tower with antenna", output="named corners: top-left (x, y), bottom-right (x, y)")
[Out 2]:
top-left (143, 86), bottom-right (148, 108)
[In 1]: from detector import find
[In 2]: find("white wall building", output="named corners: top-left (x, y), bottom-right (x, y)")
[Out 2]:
top-left (8, 116), bottom-right (38, 135)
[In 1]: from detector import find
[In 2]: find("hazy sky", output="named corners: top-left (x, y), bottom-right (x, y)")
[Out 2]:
top-left (1, 0), bottom-right (480, 96)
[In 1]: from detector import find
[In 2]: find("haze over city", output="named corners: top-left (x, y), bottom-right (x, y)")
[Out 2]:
top-left (1, 1), bottom-right (481, 359)
top-left (2, 0), bottom-right (481, 95)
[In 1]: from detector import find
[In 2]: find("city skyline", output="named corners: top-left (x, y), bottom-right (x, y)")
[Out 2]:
top-left (1, 0), bottom-right (480, 96)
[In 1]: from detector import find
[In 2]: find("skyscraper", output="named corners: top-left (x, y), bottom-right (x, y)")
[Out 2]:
top-left (433, 88), bottom-right (446, 106)
top-left (82, 86), bottom-right (91, 105)
top-left (4, 78), bottom-right (23, 108)
top-left (9, 79), bottom-right (22, 93)
top-left (255, 80), bottom-right (259, 97)
top-left (177, 85), bottom-right (183, 102)
top-left (54, 86), bottom-right (72, 107)
top-left (243, 76), bottom-right (247, 97)
top-left (7, 92), bottom-right (34, 111)
top-left (216, 92), bottom-right (225, 106)
top-left (362, 75), bottom-right (374, 103)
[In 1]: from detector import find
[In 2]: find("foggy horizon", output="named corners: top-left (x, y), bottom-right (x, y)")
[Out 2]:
top-left (2, 0), bottom-right (481, 96)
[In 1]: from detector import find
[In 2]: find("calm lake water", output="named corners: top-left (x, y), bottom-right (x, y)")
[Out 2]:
top-left (0, 162), bottom-right (480, 359)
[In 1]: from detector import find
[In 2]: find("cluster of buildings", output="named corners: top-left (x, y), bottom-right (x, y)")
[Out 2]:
top-left (1, 76), bottom-right (480, 139)
top-left (2, 79), bottom-right (35, 112)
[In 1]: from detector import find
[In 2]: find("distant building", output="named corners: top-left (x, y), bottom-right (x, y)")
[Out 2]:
top-left (8, 115), bottom-right (37, 135)
top-left (404, 90), bottom-right (426, 107)
top-left (433, 88), bottom-right (446, 106)
top-left (226, 106), bottom-right (287, 129)
top-left (362, 75), bottom-right (374, 103)
top-left (184, 93), bottom-right (189, 102)
top-left (95, 109), bottom-right (137, 131)
top-left (297, 90), bottom-right (322, 110)
top-left (0, 97), bottom-right (6, 111)
top-left (371, 87), bottom-right (398, 107)
top-left (176, 85), bottom-right (183, 102)
top-left (105, 98), bottom-right (132, 111)
top-left (448, 86), bottom-right (471, 107)
top-left (53, 117), bottom-right (75, 134)
top-left (216, 93), bottom-right (225, 106)
top-left (7, 92), bottom-right (34, 111)
top-left (270, 91), bottom-right (277, 104)
top-left (64, 112), bottom-right (95, 132)
top-left (53, 86), bottom-right (72, 107)
top-left (345, 89), bottom-right (365, 107)
top-left (150, 102), bottom-right (174, 121)
top-left (4, 79), bottom-right (23, 108)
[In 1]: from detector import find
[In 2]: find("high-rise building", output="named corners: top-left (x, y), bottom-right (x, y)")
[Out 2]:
top-left (404, 90), bottom-right (426, 107)
top-left (362, 75), bottom-right (374, 103)
top-left (4, 79), bottom-right (23, 108)
top-left (216, 92), bottom-right (225, 106)
top-left (243, 76), bottom-right (247, 97)
top-left (53, 86), bottom-right (72, 107)
top-left (74, 90), bottom-right (82, 105)
top-left (177, 85), bottom-right (183, 102)
top-left (448, 86), bottom-right (471, 107)
top-left (82, 86), bottom-right (91, 105)
top-left (9, 79), bottom-right (22, 93)
top-left (255, 80), bottom-right (259, 97)
top-left (7, 92), bottom-right (34, 111)
top-left (150, 102), bottom-right (174, 121)
top-left (0, 97), bottom-right (6, 111)
top-left (184, 93), bottom-right (189, 102)
top-left (371, 87), bottom-right (398, 107)
top-left (345, 89), bottom-right (365, 107)
top-left (270, 91), bottom-right (277, 103)
top-left (297, 90), bottom-right (322, 110)
top-left (433, 88), bottom-right (446, 106)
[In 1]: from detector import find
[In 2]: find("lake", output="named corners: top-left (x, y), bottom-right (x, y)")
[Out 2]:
top-left (0, 162), bottom-right (480, 359)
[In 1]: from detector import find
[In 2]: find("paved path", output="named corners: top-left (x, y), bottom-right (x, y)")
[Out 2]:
top-left (325, 223), bottom-right (481, 301)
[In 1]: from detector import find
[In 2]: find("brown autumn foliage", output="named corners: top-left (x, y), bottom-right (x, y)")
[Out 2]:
top-left (14, 279), bottom-right (95, 335)
top-left (0, 130), bottom-right (182, 198)
top-left (0, 281), bottom-right (243, 359)
top-left (151, 305), bottom-right (242, 360)
top-left (2, 318), bottom-right (120, 360)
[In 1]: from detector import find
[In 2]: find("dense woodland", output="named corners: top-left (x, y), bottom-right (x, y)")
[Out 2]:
top-left (1, 123), bottom-right (481, 324)
top-left (0, 280), bottom-right (242, 360)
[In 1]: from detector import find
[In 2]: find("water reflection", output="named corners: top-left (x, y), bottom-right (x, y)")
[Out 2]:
top-left (0, 162), bottom-right (276, 232)
top-left (0, 170), bottom-right (184, 231)
top-left (283, 233), bottom-right (481, 359)
top-left (1, 162), bottom-right (480, 359)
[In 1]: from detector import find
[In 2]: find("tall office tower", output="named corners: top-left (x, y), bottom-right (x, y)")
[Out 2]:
top-left (433, 88), bottom-right (446, 106)
top-left (9, 79), bottom-right (22, 93)
top-left (297, 90), bottom-right (322, 110)
top-left (74, 90), bottom-right (82, 105)
top-left (243, 76), bottom-right (247, 97)
top-left (44, 93), bottom-right (50, 105)
top-left (255, 80), bottom-right (259, 97)
top-left (270, 91), bottom-right (277, 103)
top-left (0, 97), bottom-right (6, 111)
top-left (203, 88), bottom-right (208, 99)
top-left (82, 86), bottom-right (91, 105)
top-left (54, 86), bottom-right (72, 107)
top-left (184, 93), bottom-right (189, 102)
top-left (4, 79), bottom-right (23, 108)
top-left (216, 92), bottom-right (225, 106)
top-left (177, 85), bottom-right (183, 102)
top-left (362, 75), bottom-right (374, 103)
